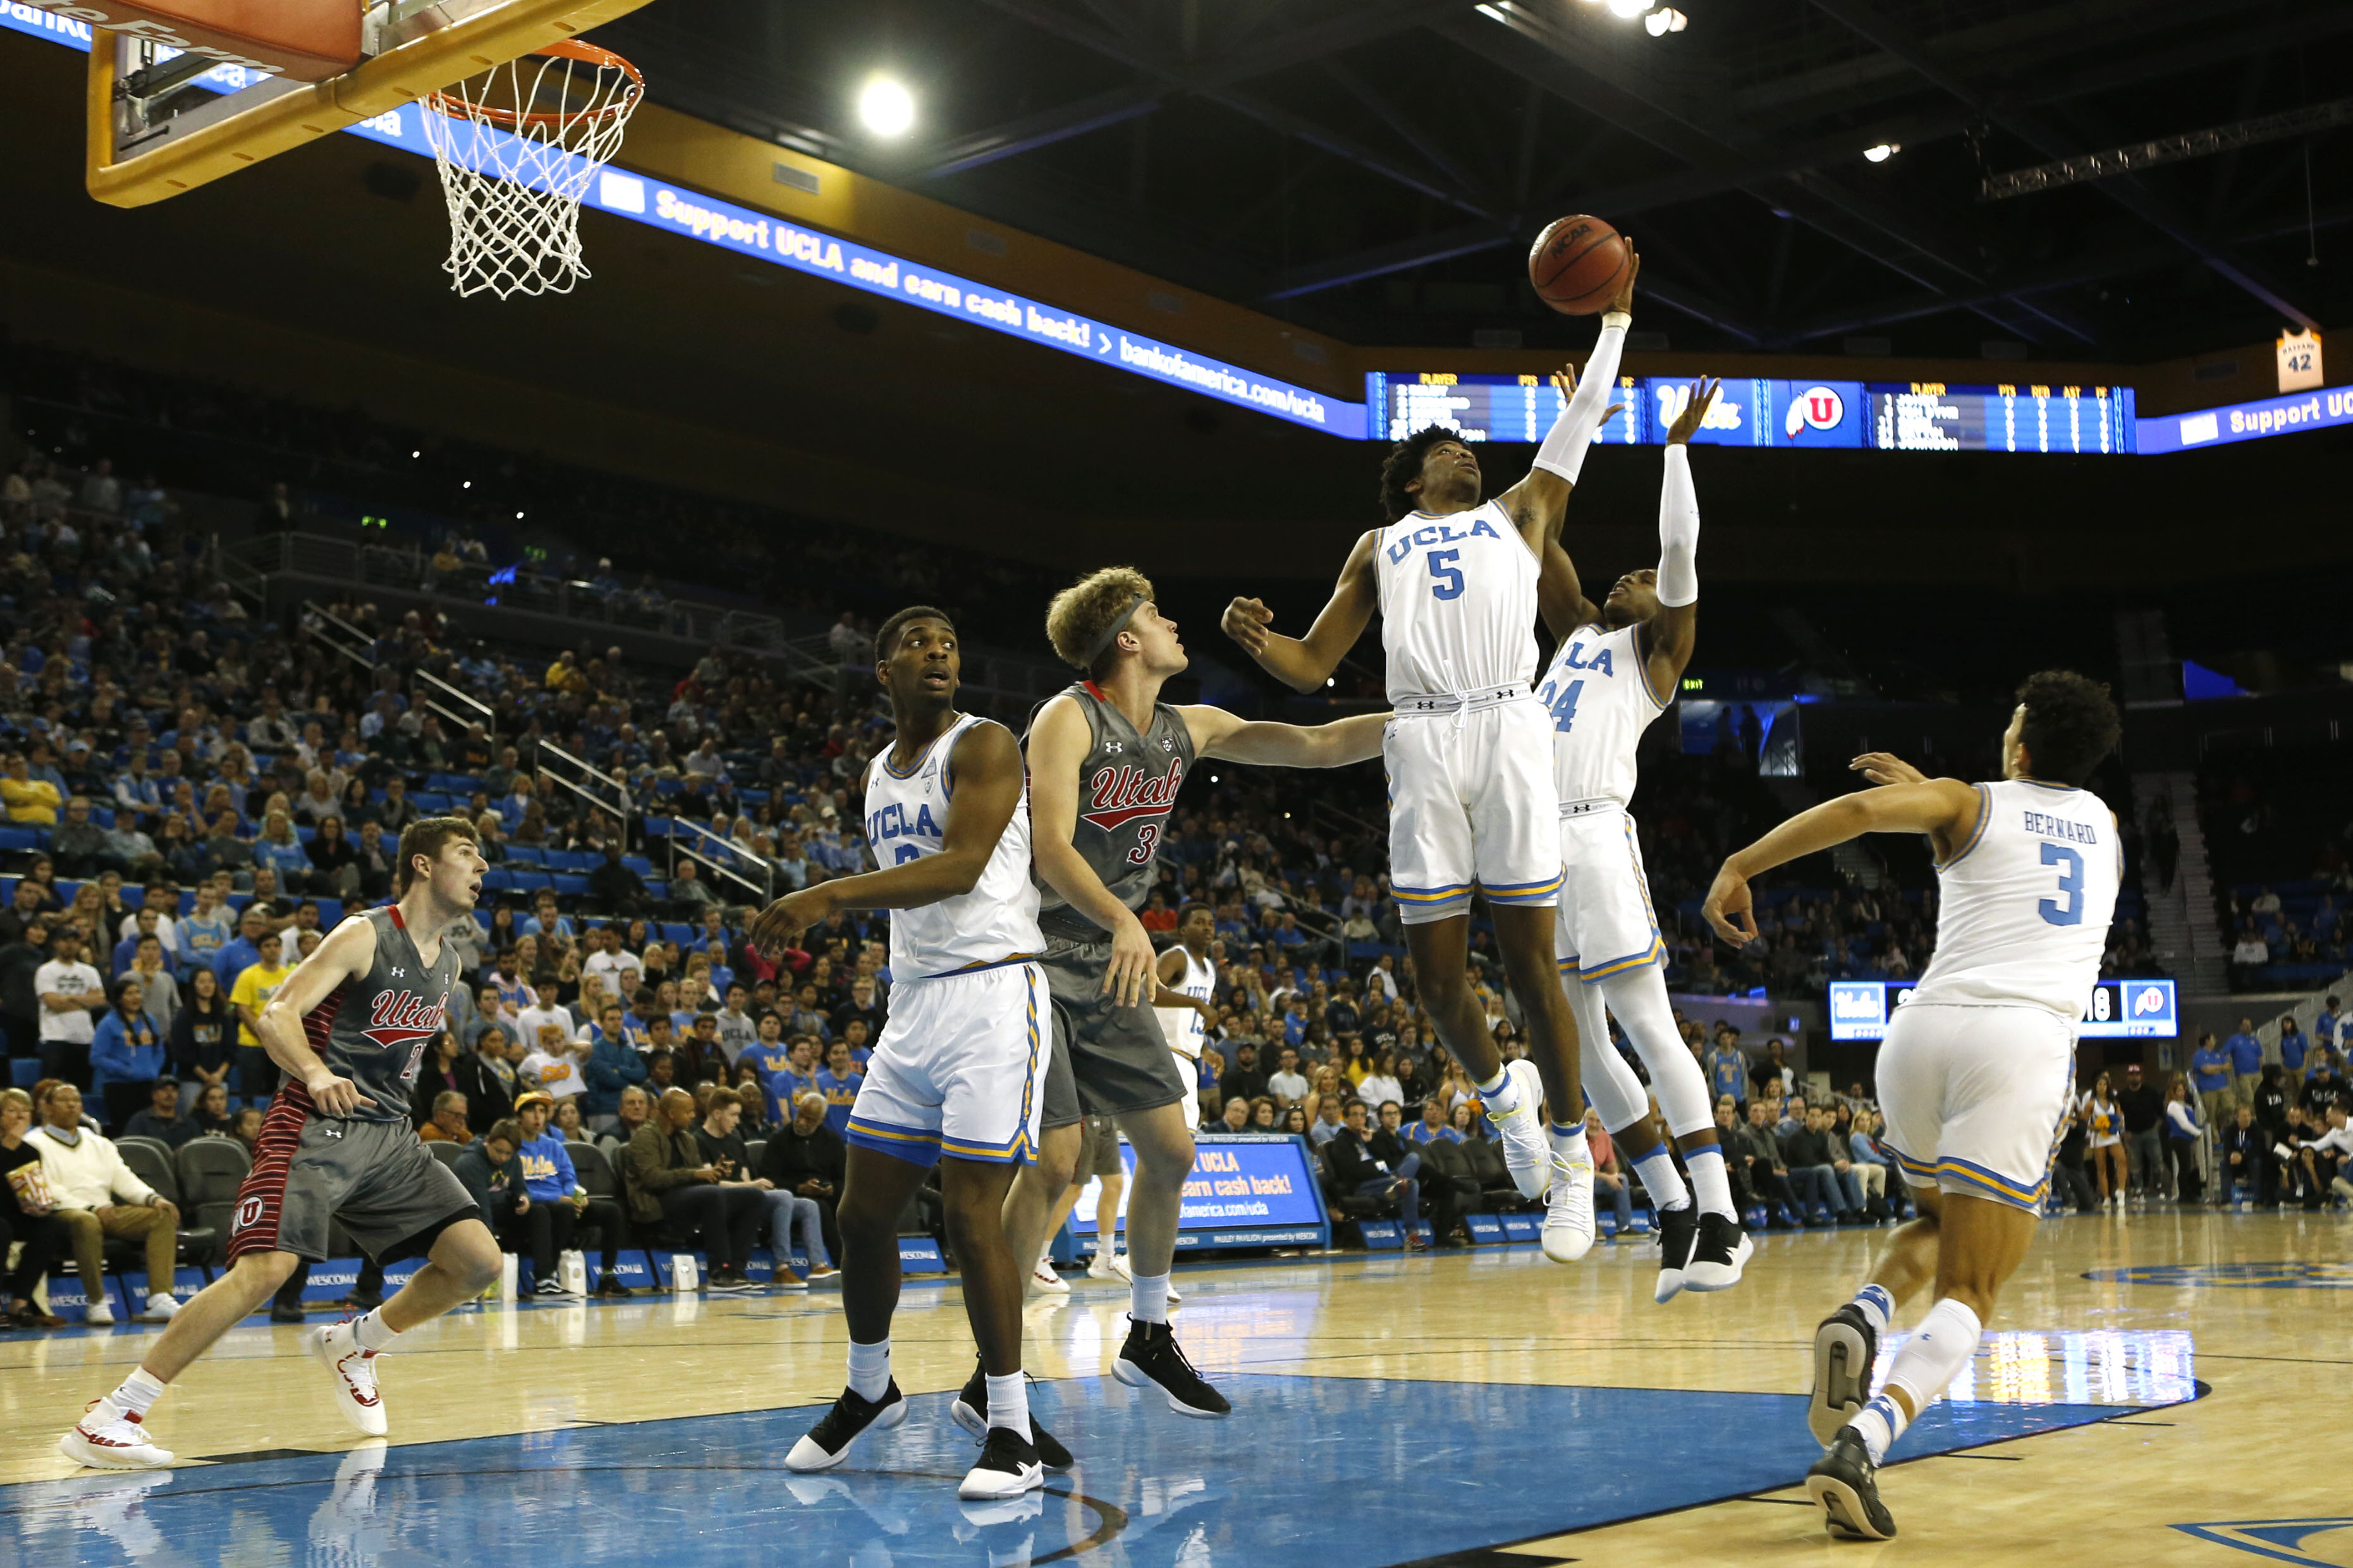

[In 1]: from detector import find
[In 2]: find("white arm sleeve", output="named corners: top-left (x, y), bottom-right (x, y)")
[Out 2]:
top-left (1655, 442), bottom-right (1699, 607)
top-left (1531, 312), bottom-right (1630, 483)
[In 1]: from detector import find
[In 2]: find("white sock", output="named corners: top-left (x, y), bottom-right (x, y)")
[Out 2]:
top-left (846, 1337), bottom-right (891, 1401)
top-left (1847, 1392), bottom-right (1906, 1464)
top-left (1684, 1147), bottom-right (1734, 1219)
top-left (352, 1308), bottom-right (404, 1354)
top-left (1476, 1067), bottom-right (1522, 1117)
top-left (1629, 1145), bottom-right (1689, 1210)
top-left (1130, 1271), bottom-right (1170, 1325)
top-left (1548, 1122), bottom-right (1591, 1166)
top-left (1852, 1282), bottom-right (1895, 1336)
top-left (1883, 1296), bottom-right (1983, 1423)
top-left (984, 1371), bottom-right (1032, 1440)
top-left (105, 1368), bottom-right (167, 1420)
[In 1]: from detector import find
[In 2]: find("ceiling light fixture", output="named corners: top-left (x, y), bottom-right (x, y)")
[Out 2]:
top-left (1607, 0), bottom-right (1650, 18)
top-left (857, 75), bottom-right (916, 138)
top-left (1864, 142), bottom-right (1901, 162)
top-left (1645, 7), bottom-right (1687, 33)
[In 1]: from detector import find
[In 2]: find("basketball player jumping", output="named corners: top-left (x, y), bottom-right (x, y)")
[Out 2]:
top-left (1701, 672), bottom-right (2122, 1540)
top-left (1533, 377), bottom-right (1751, 1300)
top-left (762, 607), bottom-right (1060, 1501)
top-left (58, 818), bottom-right (498, 1468)
top-left (1154, 902), bottom-right (1221, 1135)
top-left (1224, 256), bottom-right (1642, 1263)
top-left (999, 567), bottom-right (1387, 1421)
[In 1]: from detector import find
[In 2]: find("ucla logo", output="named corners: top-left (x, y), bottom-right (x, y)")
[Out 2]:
top-left (1554, 640), bottom-right (1615, 678)
top-left (1384, 516), bottom-right (1501, 563)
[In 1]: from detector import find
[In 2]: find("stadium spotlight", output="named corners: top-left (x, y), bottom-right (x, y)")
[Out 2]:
top-left (1645, 6), bottom-right (1687, 32)
top-left (857, 75), bottom-right (916, 138)
top-left (1864, 142), bottom-right (1901, 162)
top-left (1607, 0), bottom-right (1650, 16)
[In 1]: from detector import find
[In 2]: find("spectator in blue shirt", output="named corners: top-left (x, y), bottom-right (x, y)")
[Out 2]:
top-left (581, 1002), bottom-right (647, 1127)
top-left (2190, 1032), bottom-right (2235, 1122)
top-left (1407, 1097), bottom-right (1463, 1145)
top-left (2278, 1016), bottom-right (2308, 1077)
top-left (2224, 1016), bottom-right (2263, 1104)
top-left (209, 904), bottom-right (270, 987)
top-left (1702, 1031), bottom-right (1749, 1103)
top-left (90, 975), bottom-right (166, 1129)
top-left (522, 891), bottom-right (573, 942)
top-left (814, 1041), bottom-right (860, 1138)
top-left (510, 1093), bottom-right (623, 1297)
top-left (2314, 995), bottom-right (2345, 1054)
top-left (252, 810), bottom-right (311, 890)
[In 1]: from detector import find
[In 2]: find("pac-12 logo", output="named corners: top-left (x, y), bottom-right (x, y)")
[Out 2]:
top-left (1785, 385), bottom-right (1846, 438)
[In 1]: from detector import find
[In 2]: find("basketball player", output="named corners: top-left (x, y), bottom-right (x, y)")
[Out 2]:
top-left (1700, 672), bottom-right (2122, 1540)
top-left (999, 567), bottom-right (1387, 1420)
top-left (58, 818), bottom-right (498, 1468)
top-left (1154, 902), bottom-right (1220, 1134)
top-left (1223, 256), bottom-right (1642, 1262)
top-left (1532, 378), bottom-right (1749, 1301)
top-left (761, 607), bottom-right (1061, 1501)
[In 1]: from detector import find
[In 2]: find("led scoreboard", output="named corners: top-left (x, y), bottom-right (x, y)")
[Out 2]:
top-left (1366, 373), bottom-right (2136, 454)
top-left (1828, 978), bottom-right (2178, 1042)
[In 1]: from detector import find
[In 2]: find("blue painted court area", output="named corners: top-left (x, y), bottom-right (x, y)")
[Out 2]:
top-left (0, 1374), bottom-right (2174, 1567)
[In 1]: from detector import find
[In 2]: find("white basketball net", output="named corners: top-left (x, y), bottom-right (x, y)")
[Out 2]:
top-left (421, 43), bottom-right (643, 300)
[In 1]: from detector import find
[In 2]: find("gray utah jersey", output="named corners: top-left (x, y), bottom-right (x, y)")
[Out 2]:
top-left (300, 906), bottom-right (461, 1122)
top-left (1030, 680), bottom-right (1195, 941)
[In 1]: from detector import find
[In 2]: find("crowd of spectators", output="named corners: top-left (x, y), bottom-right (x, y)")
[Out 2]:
top-left (2202, 748), bottom-right (2353, 990)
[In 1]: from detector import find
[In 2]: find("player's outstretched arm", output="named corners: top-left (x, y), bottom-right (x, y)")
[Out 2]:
top-left (1028, 695), bottom-right (1156, 1008)
top-left (749, 722), bottom-right (1025, 952)
top-left (1180, 707), bottom-right (1388, 769)
top-left (1221, 531), bottom-right (1379, 693)
top-left (1701, 779), bottom-right (1983, 946)
top-left (1641, 377), bottom-right (1718, 705)
top-left (1497, 248), bottom-right (1639, 553)
top-left (1537, 540), bottom-right (1602, 640)
top-left (255, 915), bottom-right (381, 1115)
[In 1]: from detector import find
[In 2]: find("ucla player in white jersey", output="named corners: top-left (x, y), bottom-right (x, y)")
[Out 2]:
top-left (759, 607), bottom-right (1061, 1503)
top-left (1532, 379), bottom-right (1748, 1301)
top-left (1225, 257), bottom-right (1644, 1263)
top-left (1701, 672), bottom-right (2122, 1541)
top-left (1154, 902), bottom-right (1220, 1133)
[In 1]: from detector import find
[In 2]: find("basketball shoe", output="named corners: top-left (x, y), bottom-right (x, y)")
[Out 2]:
top-left (1487, 1058), bottom-right (1553, 1200)
top-left (958, 1428), bottom-right (1045, 1502)
top-left (58, 1405), bottom-right (173, 1469)
top-left (1540, 1145), bottom-right (1596, 1264)
top-left (1807, 1302), bottom-right (1879, 1443)
top-left (1684, 1212), bottom-right (1752, 1294)
top-left (951, 1356), bottom-right (1073, 1471)
top-left (1113, 1318), bottom-right (1230, 1418)
top-left (306, 1322), bottom-right (388, 1437)
top-left (786, 1382), bottom-right (908, 1471)
top-left (1807, 1427), bottom-right (1896, 1540)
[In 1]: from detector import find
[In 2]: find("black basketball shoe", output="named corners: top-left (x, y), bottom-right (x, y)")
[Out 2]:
top-left (1807, 1427), bottom-right (1897, 1540)
top-left (1807, 1303), bottom-right (1879, 1444)
top-left (1112, 1318), bottom-right (1230, 1418)
top-left (958, 1425), bottom-right (1045, 1502)
top-left (1684, 1212), bottom-right (1753, 1293)
top-left (1652, 1205), bottom-right (1699, 1303)
top-left (951, 1356), bottom-right (1073, 1470)
top-left (784, 1381), bottom-right (908, 1472)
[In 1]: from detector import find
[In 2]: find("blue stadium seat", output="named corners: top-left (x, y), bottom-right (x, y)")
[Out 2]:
top-left (314, 899), bottom-right (344, 927)
top-left (741, 789), bottom-right (770, 805)
top-left (480, 869), bottom-right (514, 893)
top-left (10, 1059), bottom-right (39, 1089)
top-left (660, 923), bottom-right (694, 946)
top-left (505, 870), bottom-right (553, 894)
top-left (412, 793), bottom-right (452, 813)
top-left (552, 851), bottom-right (599, 873)
top-left (552, 874), bottom-right (591, 897)
top-left (644, 880), bottom-right (667, 900)
top-left (0, 827), bottom-right (44, 852)
top-left (87, 805), bottom-right (114, 829)
top-left (621, 856), bottom-right (653, 877)
top-left (504, 846), bottom-right (543, 866)
top-left (295, 826), bottom-right (317, 846)
top-left (640, 818), bottom-right (674, 838)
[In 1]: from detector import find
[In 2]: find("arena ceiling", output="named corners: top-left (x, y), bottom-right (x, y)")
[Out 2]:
top-left (598, 0), bottom-right (2350, 361)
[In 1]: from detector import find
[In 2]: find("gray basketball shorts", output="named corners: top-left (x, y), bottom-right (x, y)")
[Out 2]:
top-left (227, 1086), bottom-right (480, 1265)
top-left (1038, 934), bottom-right (1186, 1129)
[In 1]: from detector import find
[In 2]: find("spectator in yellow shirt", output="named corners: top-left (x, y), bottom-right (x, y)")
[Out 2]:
top-left (1, 753), bottom-right (61, 826)
top-left (228, 932), bottom-right (295, 1103)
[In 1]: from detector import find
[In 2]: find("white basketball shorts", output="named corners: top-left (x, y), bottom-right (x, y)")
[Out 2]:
top-left (845, 961), bottom-right (1048, 1166)
top-left (1553, 805), bottom-right (1666, 983)
top-left (1877, 1002), bottom-right (2075, 1213)
top-left (1176, 1054), bottom-right (1201, 1133)
top-left (1384, 698), bottom-right (1560, 924)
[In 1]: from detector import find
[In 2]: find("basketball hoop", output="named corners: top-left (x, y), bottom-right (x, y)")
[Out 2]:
top-left (420, 39), bottom-right (644, 299)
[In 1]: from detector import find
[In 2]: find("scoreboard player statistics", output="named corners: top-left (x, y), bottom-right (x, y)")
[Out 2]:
top-left (1828, 978), bottom-right (2179, 1042)
top-left (1366, 373), bottom-right (2137, 454)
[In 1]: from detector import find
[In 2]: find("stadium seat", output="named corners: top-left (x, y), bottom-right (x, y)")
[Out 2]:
top-left (116, 1140), bottom-right (220, 1264)
top-left (621, 856), bottom-right (653, 877)
top-left (427, 1143), bottom-right (467, 1173)
top-left (175, 1138), bottom-right (252, 1260)
top-left (480, 869), bottom-right (515, 893)
top-left (660, 923), bottom-right (694, 946)
top-left (314, 898), bottom-right (344, 927)
top-left (0, 827), bottom-right (45, 852)
top-left (504, 845), bottom-right (543, 865)
top-left (552, 874), bottom-right (591, 897)
top-left (505, 869), bottom-right (553, 894)
top-left (412, 792), bottom-right (453, 813)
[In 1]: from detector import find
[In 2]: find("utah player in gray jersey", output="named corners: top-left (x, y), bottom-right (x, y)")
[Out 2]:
top-left (58, 817), bottom-right (498, 1469)
top-left (1007, 566), bottom-right (1387, 1419)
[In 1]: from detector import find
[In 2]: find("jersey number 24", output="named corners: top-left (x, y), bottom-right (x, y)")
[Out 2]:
top-left (1537, 676), bottom-right (1584, 735)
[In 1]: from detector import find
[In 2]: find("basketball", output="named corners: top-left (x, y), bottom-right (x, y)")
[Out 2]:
top-left (1529, 214), bottom-right (1630, 314)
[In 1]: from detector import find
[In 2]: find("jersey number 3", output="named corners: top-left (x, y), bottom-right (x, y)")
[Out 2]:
top-left (2038, 843), bottom-right (2084, 927)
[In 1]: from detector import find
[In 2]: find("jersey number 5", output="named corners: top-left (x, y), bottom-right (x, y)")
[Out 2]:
top-left (2038, 843), bottom-right (2084, 927)
top-left (1426, 549), bottom-right (1465, 600)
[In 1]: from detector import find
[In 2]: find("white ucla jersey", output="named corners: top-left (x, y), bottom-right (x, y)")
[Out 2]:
top-left (1375, 500), bottom-right (1539, 701)
top-left (1536, 620), bottom-right (1668, 807)
top-left (1906, 779), bottom-right (2120, 1021)
top-left (863, 714), bottom-right (1043, 981)
top-left (1154, 945), bottom-right (1215, 1059)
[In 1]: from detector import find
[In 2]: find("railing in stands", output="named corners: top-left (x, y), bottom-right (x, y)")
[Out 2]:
top-left (415, 664), bottom-right (496, 743)
top-left (300, 599), bottom-right (376, 675)
top-left (663, 827), bottom-right (773, 906)
top-left (535, 741), bottom-right (633, 844)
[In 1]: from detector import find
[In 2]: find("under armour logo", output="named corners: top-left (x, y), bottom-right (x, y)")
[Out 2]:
top-left (1105, 742), bottom-right (1123, 754)
top-left (323, 1126), bottom-right (344, 1139)
top-left (389, 967), bottom-right (406, 978)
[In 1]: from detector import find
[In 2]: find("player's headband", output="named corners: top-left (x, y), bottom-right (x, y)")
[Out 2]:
top-left (1085, 594), bottom-right (1147, 667)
